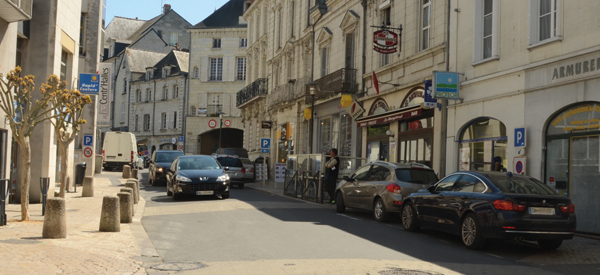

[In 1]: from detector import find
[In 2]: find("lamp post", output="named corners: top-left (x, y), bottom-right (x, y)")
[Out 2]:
top-left (308, 82), bottom-right (318, 153)
top-left (217, 111), bottom-right (225, 149)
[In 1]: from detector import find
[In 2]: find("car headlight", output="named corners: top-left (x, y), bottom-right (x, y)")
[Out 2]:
top-left (217, 174), bottom-right (230, 182)
top-left (176, 175), bottom-right (192, 182)
top-left (157, 167), bottom-right (163, 172)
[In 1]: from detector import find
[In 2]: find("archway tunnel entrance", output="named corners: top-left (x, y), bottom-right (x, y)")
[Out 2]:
top-left (197, 128), bottom-right (244, 155)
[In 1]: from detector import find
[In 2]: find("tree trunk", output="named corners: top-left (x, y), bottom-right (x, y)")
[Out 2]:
top-left (19, 137), bottom-right (31, 221)
top-left (58, 140), bottom-right (69, 198)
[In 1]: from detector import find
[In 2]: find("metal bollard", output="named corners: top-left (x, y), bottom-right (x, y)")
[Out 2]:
top-left (1, 179), bottom-right (9, 226)
top-left (40, 177), bottom-right (50, 216)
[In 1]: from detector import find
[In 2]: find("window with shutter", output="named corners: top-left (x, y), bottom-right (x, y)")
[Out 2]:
top-left (345, 33), bottom-right (354, 69)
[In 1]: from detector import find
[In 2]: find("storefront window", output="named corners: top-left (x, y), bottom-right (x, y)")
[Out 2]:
top-left (319, 118), bottom-right (331, 154)
top-left (340, 114), bottom-right (352, 156)
top-left (459, 118), bottom-right (507, 172)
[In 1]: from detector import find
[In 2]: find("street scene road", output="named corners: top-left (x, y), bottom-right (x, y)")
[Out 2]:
top-left (136, 170), bottom-right (600, 275)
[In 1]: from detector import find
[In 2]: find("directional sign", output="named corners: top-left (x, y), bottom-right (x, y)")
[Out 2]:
top-left (261, 149), bottom-right (269, 153)
top-left (83, 147), bottom-right (93, 158)
top-left (514, 127), bottom-right (526, 148)
top-left (260, 138), bottom-right (271, 149)
top-left (83, 135), bottom-right (93, 146)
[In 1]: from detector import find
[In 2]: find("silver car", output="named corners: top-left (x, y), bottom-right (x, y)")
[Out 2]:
top-left (335, 161), bottom-right (438, 222)
top-left (214, 155), bottom-right (246, 189)
top-left (239, 157), bottom-right (255, 182)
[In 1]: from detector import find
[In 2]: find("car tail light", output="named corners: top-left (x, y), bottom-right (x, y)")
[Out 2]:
top-left (386, 183), bottom-right (402, 194)
top-left (241, 167), bottom-right (246, 173)
top-left (493, 200), bottom-right (526, 211)
top-left (131, 151), bottom-right (134, 163)
top-left (250, 168), bottom-right (254, 172)
top-left (560, 203), bottom-right (575, 214)
top-left (102, 150), bottom-right (105, 161)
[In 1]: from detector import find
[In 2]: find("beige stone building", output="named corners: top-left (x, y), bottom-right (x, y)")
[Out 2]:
top-left (185, 0), bottom-right (246, 155)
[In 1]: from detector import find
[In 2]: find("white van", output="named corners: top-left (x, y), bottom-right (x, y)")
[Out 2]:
top-left (102, 132), bottom-right (140, 171)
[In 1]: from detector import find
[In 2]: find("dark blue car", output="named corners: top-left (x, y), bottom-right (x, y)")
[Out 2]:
top-left (400, 171), bottom-right (576, 250)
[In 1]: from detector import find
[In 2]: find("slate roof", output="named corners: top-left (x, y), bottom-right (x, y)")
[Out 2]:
top-left (126, 48), bottom-right (167, 73)
top-left (173, 51), bottom-right (189, 73)
top-left (126, 9), bottom-right (192, 42)
top-left (190, 0), bottom-right (246, 29)
top-left (131, 50), bottom-right (189, 81)
top-left (105, 16), bottom-right (147, 42)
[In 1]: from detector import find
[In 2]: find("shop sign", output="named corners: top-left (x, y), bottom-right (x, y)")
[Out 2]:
top-left (357, 109), bottom-right (422, 127)
top-left (373, 30), bottom-right (398, 54)
top-left (349, 101), bottom-right (365, 120)
top-left (97, 63), bottom-right (112, 125)
top-left (261, 121), bottom-right (272, 129)
top-left (79, 73), bottom-right (100, 94)
top-left (548, 103), bottom-right (600, 135)
top-left (433, 71), bottom-right (460, 99)
top-left (401, 90), bottom-right (424, 108)
top-left (423, 80), bottom-right (437, 108)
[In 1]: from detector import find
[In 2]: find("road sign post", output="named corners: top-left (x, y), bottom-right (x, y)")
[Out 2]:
top-left (260, 138), bottom-right (271, 187)
top-left (514, 127), bottom-right (526, 148)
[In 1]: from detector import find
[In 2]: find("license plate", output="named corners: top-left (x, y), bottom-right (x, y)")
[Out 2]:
top-left (196, 191), bottom-right (214, 195)
top-left (529, 207), bottom-right (555, 215)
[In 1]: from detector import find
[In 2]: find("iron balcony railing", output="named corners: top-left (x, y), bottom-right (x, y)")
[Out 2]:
top-left (306, 68), bottom-right (358, 103)
top-left (236, 78), bottom-right (268, 107)
top-left (268, 77), bottom-right (310, 107)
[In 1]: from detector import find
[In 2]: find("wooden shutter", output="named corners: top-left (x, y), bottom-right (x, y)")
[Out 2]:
top-left (177, 110), bottom-right (182, 128)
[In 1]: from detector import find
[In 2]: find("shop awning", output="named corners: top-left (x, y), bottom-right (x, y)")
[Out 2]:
top-left (356, 106), bottom-right (422, 127)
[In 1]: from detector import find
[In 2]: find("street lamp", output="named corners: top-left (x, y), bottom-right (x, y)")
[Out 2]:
top-left (308, 81), bottom-right (318, 153)
top-left (217, 111), bottom-right (225, 149)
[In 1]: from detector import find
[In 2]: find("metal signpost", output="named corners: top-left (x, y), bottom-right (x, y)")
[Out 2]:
top-left (0, 179), bottom-right (8, 225)
top-left (40, 177), bottom-right (50, 216)
top-left (260, 138), bottom-right (271, 187)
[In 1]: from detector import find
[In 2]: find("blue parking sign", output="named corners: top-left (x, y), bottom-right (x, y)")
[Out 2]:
top-left (514, 128), bottom-right (526, 148)
top-left (83, 135), bottom-right (93, 146)
top-left (260, 138), bottom-right (271, 149)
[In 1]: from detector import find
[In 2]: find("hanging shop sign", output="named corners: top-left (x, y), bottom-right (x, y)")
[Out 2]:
top-left (261, 121), bottom-right (273, 129)
top-left (433, 71), bottom-right (460, 99)
top-left (348, 101), bottom-right (365, 120)
top-left (372, 25), bottom-right (402, 54)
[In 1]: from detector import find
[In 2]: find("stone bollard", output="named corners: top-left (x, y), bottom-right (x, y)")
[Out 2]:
top-left (122, 165), bottom-right (131, 179)
top-left (120, 188), bottom-right (135, 216)
top-left (126, 180), bottom-right (139, 204)
top-left (117, 192), bottom-right (133, 223)
top-left (82, 177), bottom-right (94, 197)
top-left (42, 198), bottom-right (67, 238)
top-left (131, 169), bottom-right (138, 179)
top-left (99, 196), bottom-right (120, 232)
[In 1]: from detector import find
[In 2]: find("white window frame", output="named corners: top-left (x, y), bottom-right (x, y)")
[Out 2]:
top-left (143, 114), bottom-right (150, 130)
top-left (162, 86), bottom-right (168, 100)
top-left (170, 32), bottom-right (178, 46)
top-left (146, 88), bottom-right (152, 101)
top-left (473, 0), bottom-right (499, 63)
top-left (237, 57), bottom-right (247, 81)
top-left (529, 0), bottom-right (562, 47)
top-left (213, 38), bottom-right (221, 48)
top-left (136, 89), bottom-right (142, 102)
top-left (161, 112), bottom-right (167, 129)
top-left (173, 85), bottom-right (179, 98)
top-left (210, 57), bottom-right (223, 81)
top-left (320, 46), bottom-right (329, 78)
top-left (194, 67), bottom-right (199, 79)
top-left (420, 0), bottom-right (431, 51)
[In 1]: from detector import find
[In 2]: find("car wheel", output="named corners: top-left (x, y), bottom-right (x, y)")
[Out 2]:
top-left (538, 239), bottom-right (563, 250)
top-left (373, 198), bottom-right (389, 222)
top-left (401, 202), bottom-right (420, 232)
top-left (238, 183), bottom-right (245, 189)
top-left (221, 192), bottom-right (230, 199)
top-left (461, 213), bottom-right (487, 249)
top-left (336, 192), bottom-right (345, 213)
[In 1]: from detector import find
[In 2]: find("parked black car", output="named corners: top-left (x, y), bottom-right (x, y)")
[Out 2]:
top-left (401, 171), bottom-right (576, 250)
top-left (166, 155), bottom-right (230, 200)
top-left (148, 150), bottom-right (185, 186)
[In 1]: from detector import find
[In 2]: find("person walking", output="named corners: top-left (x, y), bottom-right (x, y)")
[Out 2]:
top-left (325, 148), bottom-right (340, 204)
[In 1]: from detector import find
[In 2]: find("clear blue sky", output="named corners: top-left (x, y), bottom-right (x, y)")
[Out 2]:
top-left (105, 0), bottom-right (231, 26)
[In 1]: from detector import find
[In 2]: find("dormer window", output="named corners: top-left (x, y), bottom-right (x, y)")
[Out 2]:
top-left (162, 66), bottom-right (171, 78)
top-left (146, 67), bottom-right (154, 80)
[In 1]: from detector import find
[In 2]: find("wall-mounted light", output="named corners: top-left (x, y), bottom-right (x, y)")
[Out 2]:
top-left (386, 130), bottom-right (394, 138)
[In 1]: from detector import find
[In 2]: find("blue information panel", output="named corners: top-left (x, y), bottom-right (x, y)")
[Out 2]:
top-left (433, 71), bottom-right (460, 99)
top-left (514, 127), bottom-right (526, 148)
top-left (83, 135), bottom-right (93, 146)
top-left (423, 80), bottom-right (437, 108)
top-left (261, 149), bottom-right (269, 153)
top-left (260, 138), bottom-right (271, 149)
top-left (79, 73), bottom-right (100, 95)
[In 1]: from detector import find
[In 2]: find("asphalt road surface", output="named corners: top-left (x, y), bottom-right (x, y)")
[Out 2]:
top-left (136, 170), bottom-right (600, 275)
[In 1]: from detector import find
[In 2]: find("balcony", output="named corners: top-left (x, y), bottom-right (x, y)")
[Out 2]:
top-left (268, 77), bottom-right (309, 107)
top-left (0, 0), bottom-right (32, 22)
top-left (306, 68), bottom-right (358, 103)
top-left (236, 78), bottom-right (268, 108)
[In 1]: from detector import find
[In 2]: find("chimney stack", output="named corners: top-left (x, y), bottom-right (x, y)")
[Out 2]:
top-left (163, 4), bottom-right (171, 15)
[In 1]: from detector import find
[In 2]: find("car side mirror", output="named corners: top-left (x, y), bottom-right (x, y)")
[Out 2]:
top-left (224, 167), bottom-right (229, 171)
top-left (343, 176), bottom-right (353, 182)
top-left (427, 185), bottom-right (436, 193)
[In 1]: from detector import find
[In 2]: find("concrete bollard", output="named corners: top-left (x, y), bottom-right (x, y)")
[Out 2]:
top-left (122, 165), bottom-right (131, 179)
top-left (120, 188), bottom-right (135, 216)
top-left (126, 180), bottom-right (139, 204)
top-left (42, 198), bottom-right (67, 238)
top-left (82, 177), bottom-right (94, 197)
top-left (99, 196), bottom-right (120, 232)
top-left (131, 169), bottom-right (138, 179)
top-left (117, 192), bottom-right (133, 223)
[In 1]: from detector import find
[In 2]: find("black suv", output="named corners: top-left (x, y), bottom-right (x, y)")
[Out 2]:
top-left (149, 150), bottom-right (185, 186)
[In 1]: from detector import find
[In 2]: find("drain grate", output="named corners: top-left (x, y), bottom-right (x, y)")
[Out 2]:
top-left (379, 269), bottom-right (445, 275)
top-left (150, 262), bottom-right (206, 271)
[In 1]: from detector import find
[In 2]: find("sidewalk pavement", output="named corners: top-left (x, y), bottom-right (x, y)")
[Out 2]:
top-left (0, 172), bottom-right (155, 275)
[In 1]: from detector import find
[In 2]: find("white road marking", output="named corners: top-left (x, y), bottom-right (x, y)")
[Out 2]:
top-left (338, 214), bottom-right (362, 221)
top-left (487, 253), bottom-right (504, 258)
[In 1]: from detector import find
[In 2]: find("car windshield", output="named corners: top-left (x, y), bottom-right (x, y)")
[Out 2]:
top-left (240, 159), bottom-right (253, 165)
top-left (156, 152), bottom-right (184, 163)
top-left (178, 157), bottom-right (221, 170)
top-left (488, 176), bottom-right (558, 195)
top-left (395, 169), bottom-right (438, 184)
top-left (216, 157), bottom-right (243, 167)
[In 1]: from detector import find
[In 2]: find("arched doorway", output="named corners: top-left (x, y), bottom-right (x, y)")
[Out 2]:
top-left (458, 117), bottom-right (507, 172)
top-left (197, 128), bottom-right (244, 155)
top-left (545, 102), bottom-right (600, 233)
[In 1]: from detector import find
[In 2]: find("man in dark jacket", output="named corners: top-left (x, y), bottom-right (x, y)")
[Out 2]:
top-left (325, 148), bottom-right (340, 204)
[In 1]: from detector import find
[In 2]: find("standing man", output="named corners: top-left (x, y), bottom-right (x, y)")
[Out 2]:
top-left (325, 148), bottom-right (340, 204)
